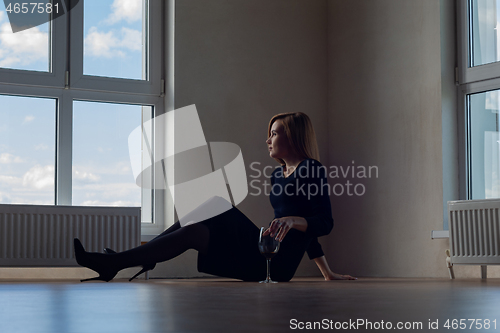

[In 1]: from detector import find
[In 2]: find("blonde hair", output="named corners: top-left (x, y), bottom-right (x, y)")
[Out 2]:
top-left (267, 112), bottom-right (320, 165)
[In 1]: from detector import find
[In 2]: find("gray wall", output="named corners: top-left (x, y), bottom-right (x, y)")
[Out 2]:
top-left (325, 0), bottom-right (499, 278)
top-left (326, 0), bottom-right (446, 277)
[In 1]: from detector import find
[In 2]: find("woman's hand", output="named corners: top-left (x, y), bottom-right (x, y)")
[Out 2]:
top-left (270, 217), bottom-right (293, 242)
top-left (313, 256), bottom-right (357, 281)
top-left (262, 216), bottom-right (307, 242)
top-left (325, 272), bottom-right (357, 281)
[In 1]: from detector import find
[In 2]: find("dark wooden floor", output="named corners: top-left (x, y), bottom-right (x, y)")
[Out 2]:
top-left (1, 277), bottom-right (500, 332)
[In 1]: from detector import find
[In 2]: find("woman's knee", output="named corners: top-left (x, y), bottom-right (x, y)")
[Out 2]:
top-left (182, 223), bottom-right (210, 252)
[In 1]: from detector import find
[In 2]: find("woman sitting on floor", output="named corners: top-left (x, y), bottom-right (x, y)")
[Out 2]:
top-left (74, 112), bottom-right (355, 282)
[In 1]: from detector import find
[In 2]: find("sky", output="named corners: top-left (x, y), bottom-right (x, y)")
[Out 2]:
top-left (0, 0), bottom-right (146, 209)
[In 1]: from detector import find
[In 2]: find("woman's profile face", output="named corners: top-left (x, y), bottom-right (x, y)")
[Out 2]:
top-left (266, 120), bottom-right (291, 160)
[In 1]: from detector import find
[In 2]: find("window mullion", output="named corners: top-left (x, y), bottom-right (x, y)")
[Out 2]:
top-left (56, 91), bottom-right (73, 205)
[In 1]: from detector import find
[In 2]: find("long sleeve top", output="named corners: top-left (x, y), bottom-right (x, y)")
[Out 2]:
top-left (270, 159), bottom-right (334, 260)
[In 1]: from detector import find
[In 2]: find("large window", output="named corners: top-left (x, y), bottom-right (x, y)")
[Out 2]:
top-left (83, 0), bottom-right (147, 79)
top-left (470, 0), bottom-right (500, 67)
top-left (0, 2), bottom-right (50, 72)
top-left (0, 95), bottom-right (55, 204)
top-left (458, 0), bottom-right (500, 200)
top-left (72, 101), bottom-right (154, 223)
top-left (467, 91), bottom-right (500, 199)
top-left (0, 0), bottom-right (167, 236)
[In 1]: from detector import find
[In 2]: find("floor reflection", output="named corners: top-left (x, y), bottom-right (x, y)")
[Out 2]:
top-left (0, 278), bottom-right (500, 333)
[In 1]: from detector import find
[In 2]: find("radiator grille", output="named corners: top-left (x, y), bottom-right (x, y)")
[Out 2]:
top-left (449, 199), bottom-right (500, 265)
top-left (0, 204), bottom-right (141, 267)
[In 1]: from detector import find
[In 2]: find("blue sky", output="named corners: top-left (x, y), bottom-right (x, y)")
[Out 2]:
top-left (84, 0), bottom-right (144, 79)
top-left (0, 0), bottom-right (145, 207)
top-left (0, 2), bottom-right (49, 71)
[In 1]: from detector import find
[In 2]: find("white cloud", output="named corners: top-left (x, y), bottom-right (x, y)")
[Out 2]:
top-left (119, 27), bottom-right (142, 51)
top-left (72, 162), bottom-right (133, 183)
top-left (0, 175), bottom-right (21, 186)
top-left (74, 182), bottom-right (140, 206)
top-left (116, 161), bottom-right (131, 174)
top-left (76, 182), bottom-right (137, 195)
top-left (0, 177), bottom-right (54, 204)
top-left (20, 198), bottom-right (53, 205)
top-left (84, 27), bottom-right (123, 58)
top-left (0, 153), bottom-right (23, 164)
top-left (100, 161), bottom-right (134, 176)
top-left (0, 22), bottom-right (48, 67)
top-left (0, 191), bottom-right (13, 204)
top-left (23, 115), bottom-right (35, 123)
top-left (106, 0), bottom-right (142, 24)
top-left (0, 10), bottom-right (5, 23)
top-left (22, 164), bottom-right (54, 190)
top-left (81, 199), bottom-right (138, 207)
top-left (84, 26), bottom-right (141, 58)
top-left (0, 192), bottom-right (53, 205)
top-left (73, 167), bottom-right (100, 182)
top-left (0, 159), bottom-right (56, 204)
top-left (70, 163), bottom-right (139, 206)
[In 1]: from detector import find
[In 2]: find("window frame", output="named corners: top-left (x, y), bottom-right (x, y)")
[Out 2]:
top-left (0, 90), bottom-right (59, 205)
top-left (0, 6), bottom-right (67, 87)
top-left (69, 0), bottom-right (162, 95)
top-left (457, 0), bottom-right (500, 84)
top-left (0, 0), bottom-right (171, 238)
top-left (457, 0), bottom-right (500, 200)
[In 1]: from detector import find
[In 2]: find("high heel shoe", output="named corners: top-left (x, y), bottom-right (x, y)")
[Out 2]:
top-left (103, 247), bottom-right (156, 281)
top-left (73, 239), bottom-right (119, 282)
top-left (128, 264), bottom-right (156, 281)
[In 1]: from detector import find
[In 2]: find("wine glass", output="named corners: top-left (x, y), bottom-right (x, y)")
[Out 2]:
top-left (258, 226), bottom-right (280, 283)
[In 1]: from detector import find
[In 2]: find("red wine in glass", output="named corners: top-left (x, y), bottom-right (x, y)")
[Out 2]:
top-left (258, 227), bottom-right (280, 283)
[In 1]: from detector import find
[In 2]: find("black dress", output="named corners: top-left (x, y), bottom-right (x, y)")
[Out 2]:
top-left (197, 159), bottom-right (334, 281)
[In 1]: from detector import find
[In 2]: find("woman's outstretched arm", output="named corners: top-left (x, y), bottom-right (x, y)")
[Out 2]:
top-left (313, 256), bottom-right (357, 281)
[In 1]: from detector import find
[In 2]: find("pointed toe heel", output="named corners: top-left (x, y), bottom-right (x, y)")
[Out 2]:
top-left (73, 238), bottom-right (119, 282)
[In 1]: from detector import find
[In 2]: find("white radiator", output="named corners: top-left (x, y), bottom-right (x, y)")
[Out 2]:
top-left (447, 199), bottom-right (500, 279)
top-left (0, 204), bottom-right (141, 267)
